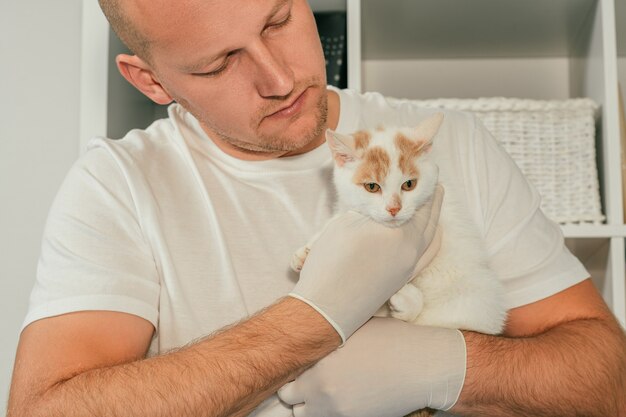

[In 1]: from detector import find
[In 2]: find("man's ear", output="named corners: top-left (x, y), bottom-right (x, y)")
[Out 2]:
top-left (115, 54), bottom-right (174, 105)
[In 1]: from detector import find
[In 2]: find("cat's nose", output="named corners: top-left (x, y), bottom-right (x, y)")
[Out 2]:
top-left (387, 207), bottom-right (400, 217)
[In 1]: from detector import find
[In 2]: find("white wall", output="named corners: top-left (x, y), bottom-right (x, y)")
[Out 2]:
top-left (0, 1), bottom-right (83, 414)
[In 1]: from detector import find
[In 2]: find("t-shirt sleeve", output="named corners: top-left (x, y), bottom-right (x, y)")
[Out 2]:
top-left (471, 116), bottom-right (590, 309)
top-left (21, 146), bottom-right (160, 331)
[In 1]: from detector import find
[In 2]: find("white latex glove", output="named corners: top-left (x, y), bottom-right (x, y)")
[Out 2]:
top-left (288, 185), bottom-right (444, 344)
top-left (277, 317), bottom-right (466, 417)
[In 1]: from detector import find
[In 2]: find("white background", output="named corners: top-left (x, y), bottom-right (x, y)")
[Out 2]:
top-left (0, 1), bottom-right (82, 413)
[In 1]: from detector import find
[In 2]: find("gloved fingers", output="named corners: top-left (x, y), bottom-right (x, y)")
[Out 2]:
top-left (325, 209), bottom-right (369, 229)
top-left (277, 381), bottom-right (304, 405)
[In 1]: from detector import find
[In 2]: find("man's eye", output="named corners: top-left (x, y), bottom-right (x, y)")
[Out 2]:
top-left (193, 53), bottom-right (238, 78)
top-left (195, 63), bottom-right (228, 77)
top-left (266, 13), bottom-right (292, 31)
top-left (275, 14), bottom-right (292, 28)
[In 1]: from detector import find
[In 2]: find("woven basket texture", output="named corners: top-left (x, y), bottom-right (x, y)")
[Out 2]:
top-left (411, 97), bottom-right (605, 225)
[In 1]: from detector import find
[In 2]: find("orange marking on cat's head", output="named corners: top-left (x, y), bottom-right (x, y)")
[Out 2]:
top-left (353, 147), bottom-right (391, 184)
top-left (352, 130), bottom-right (371, 151)
top-left (375, 125), bottom-right (385, 132)
top-left (394, 133), bottom-right (424, 177)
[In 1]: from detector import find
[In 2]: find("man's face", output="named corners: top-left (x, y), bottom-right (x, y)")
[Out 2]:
top-left (135, 0), bottom-right (328, 155)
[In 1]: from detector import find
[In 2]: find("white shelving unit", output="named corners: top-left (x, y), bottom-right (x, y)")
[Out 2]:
top-left (614, 0), bottom-right (626, 327)
top-left (80, 0), bottom-right (626, 326)
top-left (345, 0), bottom-right (625, 326)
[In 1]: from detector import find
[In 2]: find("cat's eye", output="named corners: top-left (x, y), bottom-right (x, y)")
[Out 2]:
top-left (402, 179), bottom-right (417, 191)
top-left (364, 183), bottom-right (380, 193)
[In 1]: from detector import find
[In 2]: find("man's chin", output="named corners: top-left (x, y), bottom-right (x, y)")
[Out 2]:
top-left (254, 133), bottom-right (321, 155)
top-left (256, 121), bottom-right (324, 153)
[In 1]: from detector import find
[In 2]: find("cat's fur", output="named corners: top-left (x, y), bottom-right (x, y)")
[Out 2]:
top-left (291, 112), bottom-right (508, 417)
top-left (293, 112), bottom-right (507, 333)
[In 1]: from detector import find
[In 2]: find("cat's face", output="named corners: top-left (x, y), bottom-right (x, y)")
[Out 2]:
top-left (327, 113), bottom-right (443, 227)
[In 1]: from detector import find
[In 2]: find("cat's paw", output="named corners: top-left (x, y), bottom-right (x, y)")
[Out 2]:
top-left (389, 284), bottom-right (424, 322)
top-left (290, 246), bottom-right (310, 273)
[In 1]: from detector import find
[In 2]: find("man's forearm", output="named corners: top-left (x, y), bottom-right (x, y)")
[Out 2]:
top-left (451, 317), bottom-right (626, 416)
top-left (29, 297), bottom-right (340, 417)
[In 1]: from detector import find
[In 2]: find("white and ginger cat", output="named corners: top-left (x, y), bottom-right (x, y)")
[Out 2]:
top-left (292, 112), bottom-right (507, 333)
top-left (291, 112), bottom-right (508, 416)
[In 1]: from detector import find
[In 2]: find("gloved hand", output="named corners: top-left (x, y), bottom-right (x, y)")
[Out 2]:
top-left (288, 185), bottom-right (444, 344)
top-left (277, 317), bottom-right (466, 417)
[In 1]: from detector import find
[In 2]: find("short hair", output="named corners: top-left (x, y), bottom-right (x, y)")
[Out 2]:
top-left (98, 0), bottom-right (153, 64)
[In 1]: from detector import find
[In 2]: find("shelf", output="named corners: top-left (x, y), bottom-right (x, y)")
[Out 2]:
top-left (561, 224), bottom-right (626, 238)
top-left (349, 0), bottom-right (625, 325)
top-left (617, 0), bottom-right (626, 56)
top-left (564, 237), bottom-right (607, 267)
top-left (309, 0), bottom-right (346, 12)
top-left (361, 0), bottom-right (596, 60)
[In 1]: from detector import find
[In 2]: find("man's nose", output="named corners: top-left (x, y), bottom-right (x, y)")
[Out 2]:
top-left (249, 40), bottom-right (294, 98)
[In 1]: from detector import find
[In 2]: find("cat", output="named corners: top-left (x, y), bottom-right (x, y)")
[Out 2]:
top-left (290, 112), bottom-right (508, 417)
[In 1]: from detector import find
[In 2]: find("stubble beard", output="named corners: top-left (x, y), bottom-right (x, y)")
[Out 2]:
top-left (177, 82), bottom-right (329, 155)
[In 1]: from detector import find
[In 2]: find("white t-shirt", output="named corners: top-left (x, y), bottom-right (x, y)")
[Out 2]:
top-left (23, 87), bottom-right (589, 417)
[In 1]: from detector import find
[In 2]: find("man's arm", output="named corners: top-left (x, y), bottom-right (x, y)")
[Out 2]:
top-left (7, 297), bottom-right (340, 417)
top-left (450, 278), bottom-right (626, 416)
top-left (277, 278), bottom-right (625, 417)
top-left (8, 186), bottom-right (443, 417)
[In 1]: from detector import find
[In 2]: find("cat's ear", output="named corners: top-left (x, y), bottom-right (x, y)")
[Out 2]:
top-left (326, 129), bottom-right (357, 166)
top-left (412, 112), bottom-right (445, 153)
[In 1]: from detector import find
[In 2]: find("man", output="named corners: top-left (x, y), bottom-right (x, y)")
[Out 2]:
top-left (7, 0), bottom-right (626, 416)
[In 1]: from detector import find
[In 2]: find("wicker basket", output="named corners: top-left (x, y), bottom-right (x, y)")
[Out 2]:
top-left (412, 97), bottom-right (605, 225)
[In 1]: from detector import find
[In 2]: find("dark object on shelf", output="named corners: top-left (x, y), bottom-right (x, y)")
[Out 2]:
top-left (314, 11), bottom-right (347, 89)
